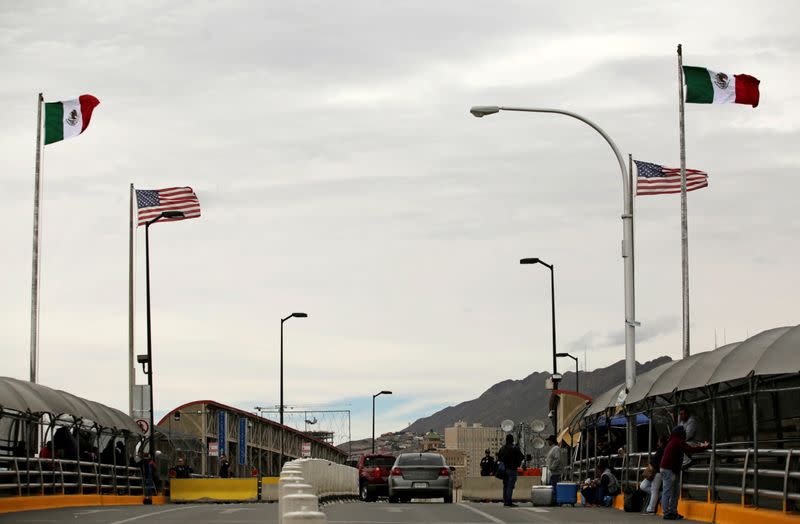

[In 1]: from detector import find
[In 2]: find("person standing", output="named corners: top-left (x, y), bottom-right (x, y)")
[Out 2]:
top-left (479, 449), bottom-right (496, 477)
top-left (219, 454), bottom-right (231, 478)
top-left (644, 435), bottom-right (668, 514)
top-left (660, 426), bottom-right (709, 520)
top-left (545, 435), bottom-right (563, 489)
top-left (497, 434), bottom-right (524, 507)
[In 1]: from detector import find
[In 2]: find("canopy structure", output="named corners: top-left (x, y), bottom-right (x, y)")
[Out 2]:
top-left (585, 324), bottom-right (800, 418)
top-left (0, 376), bottom-right (139, 433)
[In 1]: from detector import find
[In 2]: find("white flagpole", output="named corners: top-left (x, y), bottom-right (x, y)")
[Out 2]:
top-left (30, 93), bottom-right (44, 383)
top-left (129, 183), bottom-right (136, 415)
top-left (678, 44), bottom-right (690, 359)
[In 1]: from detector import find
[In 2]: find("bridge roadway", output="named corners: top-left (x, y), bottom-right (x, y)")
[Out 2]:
top-left (0, 501), bottom-right (701, 523)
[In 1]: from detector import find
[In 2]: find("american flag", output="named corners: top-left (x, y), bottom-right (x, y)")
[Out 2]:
top-left (136, 187), bottom-right (201, 227)
top-left (634, 160), bottom-right (709, 196)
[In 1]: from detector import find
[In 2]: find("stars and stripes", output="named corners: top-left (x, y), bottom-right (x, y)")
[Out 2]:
top-left (634, 160), bottom-right (709, 196)
top-left (135, 187), bottom-right (201, 227)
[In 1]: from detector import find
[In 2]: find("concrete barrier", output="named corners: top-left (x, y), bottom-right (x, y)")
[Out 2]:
top-left (462, 475), bottom-right (542, 502)
top-left (282, 458), bottom-right (358, 502)
top-left (169, 478), bottom-right (259, 503)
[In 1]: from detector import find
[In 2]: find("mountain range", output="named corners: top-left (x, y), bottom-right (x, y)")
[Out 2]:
top-left (400, 356), bottom-right (672, 435)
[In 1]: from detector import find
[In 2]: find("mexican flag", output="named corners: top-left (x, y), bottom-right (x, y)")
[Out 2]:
top-left (683, 66), bottom-right (760, 107)
top-left (44, 94), bottom-right (100, 145)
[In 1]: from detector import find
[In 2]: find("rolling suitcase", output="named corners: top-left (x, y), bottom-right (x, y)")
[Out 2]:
top-left (555, 482), bottom-right (579, 506)
top-left (531, 485), bottom-right (553, 506)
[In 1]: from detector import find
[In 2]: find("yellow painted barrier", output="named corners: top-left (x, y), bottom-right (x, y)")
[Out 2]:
top-left (0, 494), bottom-right (166, 514)
top-left (169, 478), bottom-right (258, 502)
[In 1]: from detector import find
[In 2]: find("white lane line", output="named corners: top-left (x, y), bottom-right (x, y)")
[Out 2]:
top-left (524, 506), bottom-right (550, 512)
top-left (458, 502), bottom-right (506, 524)
top-left (108, 505), bottom-right (199, 524)
top-left (75, 509), bottom-right (122, 515)
top-left (220, 508), bottom-right (253, 514)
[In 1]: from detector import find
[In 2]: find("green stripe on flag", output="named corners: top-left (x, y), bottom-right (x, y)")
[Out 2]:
top-left (683, 66), bottom-right (714, 104)
top-left (44, 102), bottom-right (64, 144)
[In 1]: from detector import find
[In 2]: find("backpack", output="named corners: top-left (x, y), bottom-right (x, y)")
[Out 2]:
top-left (602, 469), bottom-right (620, 495)
top-left (494, 461), bottom-right (506, 479)
top-left (623, 487), bottom-right (646, 512)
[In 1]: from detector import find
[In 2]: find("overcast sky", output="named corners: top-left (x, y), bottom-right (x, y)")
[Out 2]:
top-left (1, 1), bottom-right (798, 442)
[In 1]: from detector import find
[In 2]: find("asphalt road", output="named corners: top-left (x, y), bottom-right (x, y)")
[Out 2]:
top-left (0, 501), bottom-right (700, 523)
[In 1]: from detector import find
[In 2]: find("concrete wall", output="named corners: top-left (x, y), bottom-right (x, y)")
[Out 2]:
top-left (462, 475), bottom-right (542, 502)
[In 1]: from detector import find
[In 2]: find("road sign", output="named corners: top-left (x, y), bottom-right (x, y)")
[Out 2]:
top-left (135, 419), bottom-right (149, 434)
top-left (208, 442), bottom-right (218, 457)
top-left (239, 418), bottom-right (247, 465)
top-left (301, 441), bottom-right (311, 458)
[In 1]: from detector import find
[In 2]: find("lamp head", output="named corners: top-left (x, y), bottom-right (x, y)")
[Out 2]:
top-left (520, 258), bottom-right (541, 265)
top-left (470, 106), bottom-right (500, 118)
top-left (291, 312), bottom-right (308, 318)
top-left (161, 211), bottom-right (185, 219)
top-left (380, 390), bottom-right (392, 395)
top-left (555, 352), bottom-right (570, 358)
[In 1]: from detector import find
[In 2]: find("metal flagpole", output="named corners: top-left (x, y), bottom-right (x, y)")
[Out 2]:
top-left (678, 44), bottom-right (690, 359)
top-left (129, 183), bottom-right (136, 415)
top-left (30, 93), bottom-right (44, 383)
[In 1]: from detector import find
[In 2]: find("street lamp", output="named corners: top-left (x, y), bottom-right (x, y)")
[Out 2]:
top-left (556, 352), bottom-right (580, 394)
top-left (143, 210), bottom-right (184, 457)
top-left (280, 312), bottom-right (307, 468)
top-left (520, 258), bottom-right (557, 389)
top-left (372, 391), bottom-right (392, 454)
top-left (472, 105), bottom-right (637, 391)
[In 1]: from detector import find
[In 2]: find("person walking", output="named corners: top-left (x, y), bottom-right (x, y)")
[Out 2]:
top-left (660, 426), bottom-right (709, 520)
top-left (545, 435), bottom-right (563, 489)
top-left (479, 449), bottom-right (496, 477)
top-left (497, 434), bottom-right (524, 507)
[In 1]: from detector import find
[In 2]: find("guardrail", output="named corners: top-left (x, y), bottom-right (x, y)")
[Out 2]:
top-left (0, 456), bottom-right (144, 497)
top-left (571, 447), bottom-right (800, 513)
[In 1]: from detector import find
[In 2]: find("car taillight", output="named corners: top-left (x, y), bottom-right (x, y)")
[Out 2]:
top-left (439, 467), bottom-right (450, 477)
top-left (391, 467), bottom-right (402, 476)
top-left (373, 467), bottom-right (381, 479)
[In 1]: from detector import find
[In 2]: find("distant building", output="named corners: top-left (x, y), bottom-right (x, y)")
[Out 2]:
top-left (444, 421), bottom-right (504, 477)
top-left (437, 448), bottom-right (468, 488)
top-left (423, 429), bottom-right (443, 450)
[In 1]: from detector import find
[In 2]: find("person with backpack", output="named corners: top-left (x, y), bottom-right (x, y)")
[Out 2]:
top-left (497, 434), bottom-right (524, 507)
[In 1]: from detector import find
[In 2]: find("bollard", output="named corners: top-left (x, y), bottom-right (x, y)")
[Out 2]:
top-left (283, 493), bottom-right (319, 515)
top-left (279, 481), bottom-right (312, 524)
top-left (283, 511), bottom-right (326, 523)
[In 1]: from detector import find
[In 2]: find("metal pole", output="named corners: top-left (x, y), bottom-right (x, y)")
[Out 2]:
top-left (279, 317), bottom-right (285, 469)
top-left (678, 44), bottom-right (690, 359)
top-left (129, 184), bottom-right (136, 415)
top-left (550, 265), bottom-right (557, 381)
top-left (372, 394), bottom-right (376, 454)
top-left (348, 410), bottom-right (352, 459)
top-left (145, 221), bottom-right (155, 456)
top-left (482, 106), bottom-right (636, 390)
top-left (30, 93), bottom-right (43, 383)
top-left (752, 382), bottom-right (759, 507)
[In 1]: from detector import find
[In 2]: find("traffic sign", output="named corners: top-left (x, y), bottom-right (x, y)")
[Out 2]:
top-left (208, 442), bottom-right (219, 457)
top-left (135, 419), bottom-right (149, 434)
top-left (301, 442), bottom-right (311, 458)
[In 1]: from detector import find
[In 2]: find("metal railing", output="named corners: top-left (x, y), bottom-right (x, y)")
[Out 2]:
top-left (571, 448), bottom-right (800, 513)
top-left (0, 456), bottom-right (144, 497)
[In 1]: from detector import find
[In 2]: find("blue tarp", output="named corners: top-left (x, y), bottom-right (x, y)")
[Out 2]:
top-left (591, 413), bottom-right (650, 428)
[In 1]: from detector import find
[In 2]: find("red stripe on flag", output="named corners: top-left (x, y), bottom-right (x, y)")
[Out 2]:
top-left (734, 74), bottom-right (760, 108)
top-left (78, 94), bottom-right (100, 132)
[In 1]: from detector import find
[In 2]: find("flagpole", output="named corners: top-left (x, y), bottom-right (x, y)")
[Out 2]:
top-left (678, 44), bottom-right (690, 359)
top-left (129, 183), bottom-right (136, 415)
top-left (30, 93), bottom-right (44, 383)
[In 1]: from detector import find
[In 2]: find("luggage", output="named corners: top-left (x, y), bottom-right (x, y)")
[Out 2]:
top-left (623, 487), bottom-right (646, 512)
top-left (554, 482), bottom-right (578, 506)
top-left (531, 485), bottom-right (553, 506)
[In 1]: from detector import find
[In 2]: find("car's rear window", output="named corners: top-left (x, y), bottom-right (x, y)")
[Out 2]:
top-left (364, 456), bottom-right (395, 467)
top-left (396, 454), bottom-right (444, 466)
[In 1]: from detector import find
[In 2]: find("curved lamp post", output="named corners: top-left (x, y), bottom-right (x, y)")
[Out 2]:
top-left (372, 390), bottom-right (392, 454)
top-left (520, 258), bottom-right (557, 387)
top-left (471, 105), bottom-right (637, 391)
top-left (279, 312), bottom-right (307, 468)
top-left (556, 352), bottom-right (580, 394)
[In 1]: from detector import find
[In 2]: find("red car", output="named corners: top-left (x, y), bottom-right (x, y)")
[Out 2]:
top-left (357, 453), bottom-right (395, 501)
